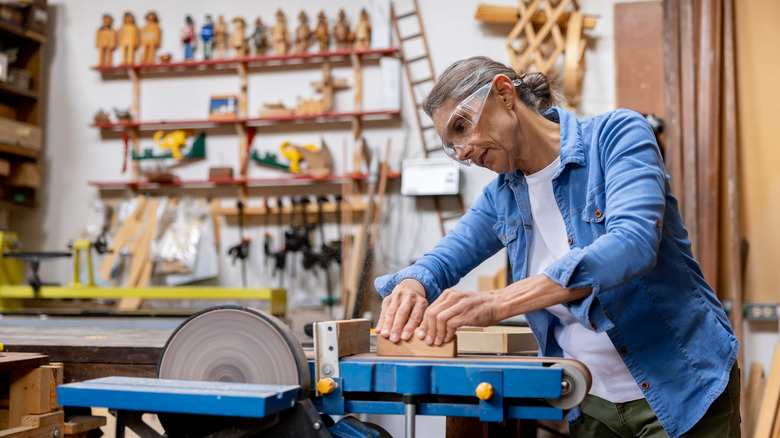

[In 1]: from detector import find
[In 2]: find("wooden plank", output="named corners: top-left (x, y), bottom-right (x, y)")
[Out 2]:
top-left (335, 319), bottom-right (371, 357)
top-left (63, 415), bottom-right (106, 435)
top-left (663, 0), bottom-right (684, 204)
top-left (98, 196), bottom-right (147, 281)
top-left (678, 0), bottom-right (698, 257)
top-left (376, 331), bottom-right (457, 358)
top-left (754, 343), bottom-right (780, 438)
top-left (614, 2), bottom-right (665, 117)
top-left (694, 0), bottom-right (722, 289)
top-left (474, 4), bottom-right (597, 29)
top-left (9, 366), bottom-right (59, 417)
top-left (746, 362), bottom-right (766, 438)
top-left (0, 411), bottom-right (64, 438)
top-left (0, 354), bottom-right (48, 373)
top-left (456, 327), bottom-right (537, 354)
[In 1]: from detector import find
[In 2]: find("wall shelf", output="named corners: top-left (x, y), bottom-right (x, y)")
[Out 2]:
top-left (0, 21), bottom-right (45, 44)
top-left (91, 48), bottom-right (399, 77)
top-left (91, 110), bottom-right (400, 131)
top-left (0, 82), bottom-right (38, 101)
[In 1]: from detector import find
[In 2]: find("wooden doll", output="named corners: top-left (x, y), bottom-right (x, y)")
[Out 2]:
top-left (141, 11), bottom-right (161, 64)
top-left (214, 15), bottom-right (228, 59)
top-left (352, 9), bottom-right (371, 50)
top-left (96, 14), bottom-right (116, 66)
top-left (248, 17), bottom-right (267, 55)
top-left (293, 10), bottom-right (312, 54)
top-left (271, 9), bottom-right (289, 55)
top-left (181, 15), bottom-right (196, 60)
top-left (314, 10), bottom-right (329, 52)
top-left (333, 9), bottom-right (350, 50)
top-left (201, 15), bottom-right (215, 59)
top-left (229, 17), bottom-right (249, 57)
top-left (118, 12), bottom-right (138, 65)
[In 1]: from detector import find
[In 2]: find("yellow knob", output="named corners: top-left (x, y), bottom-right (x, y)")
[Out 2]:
top-left (476, 382), bottom-right (494, 400)
top-left (0, 342), bottom-right (4, 352)
top-left (317, 377), bottom-right (337, 394)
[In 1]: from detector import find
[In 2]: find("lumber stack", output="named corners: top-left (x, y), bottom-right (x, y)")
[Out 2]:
top-left (0, 352), bottom-right (105, 438)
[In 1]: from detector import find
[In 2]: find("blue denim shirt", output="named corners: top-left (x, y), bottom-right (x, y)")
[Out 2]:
top-left (375, 107), bottom-right (738, 437)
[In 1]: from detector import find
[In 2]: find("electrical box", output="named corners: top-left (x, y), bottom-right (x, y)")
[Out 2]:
top-left (401, 158), bottom-right (460, 196)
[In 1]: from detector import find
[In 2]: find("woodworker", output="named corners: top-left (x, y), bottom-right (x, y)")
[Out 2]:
top-left (375, 56), bottom-right (740, 438)
top-left (96, 14), bottom-right (116, 66)
top-left (141, 11), bottom-right (161, 64)
top-left (118, 12), bottom-right (138, 65)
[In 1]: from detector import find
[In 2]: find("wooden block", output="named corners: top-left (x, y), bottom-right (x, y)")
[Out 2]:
top-left (0, 410), bottom-right (64, 438)
top-left (0, 159), bottom-right (9, 177)
top-left (9, 366), bottom-right (56, 426)
top-left (41, 364), bottom-right (63, 410)
top-left (376, 331), bottom-right (457, 358)
top-left (335, 319), bottom-right (370, 357)
top-left (456, 326), bottom-right (538, 354)
top-left (63, 415), bottom-right (106, 435)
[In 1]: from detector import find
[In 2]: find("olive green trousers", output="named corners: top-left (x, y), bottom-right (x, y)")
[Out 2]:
top-left (569, 364), bottom-right (740, 438)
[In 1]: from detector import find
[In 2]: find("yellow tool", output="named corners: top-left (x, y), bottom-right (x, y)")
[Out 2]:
top-left (279, 141), bottom-right (318, 173)
top-left (0, 231), bottom-right (23, 286)
top-left (154, 130), bottom-right (192, 160)
top-left (70, 239), bottom-right (96, 288)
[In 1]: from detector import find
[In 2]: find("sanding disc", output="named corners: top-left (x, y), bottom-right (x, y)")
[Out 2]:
top-left (158, 306), bottom-right (310, 397)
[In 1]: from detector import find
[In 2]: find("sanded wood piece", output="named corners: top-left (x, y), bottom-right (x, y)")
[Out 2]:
top-left (333, 319), bottom-right (371, 357)
top-left (456, 326), bottom-right (537, 354)
top-left (376, 332), bottom-right (457, 358)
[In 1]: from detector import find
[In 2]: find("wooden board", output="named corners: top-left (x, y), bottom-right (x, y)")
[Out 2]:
top-left (746, 362), bottom-right (766, 438)
top-left (63, 415), bottom-right (106, 435)
top-left (0, 354), bottom-right (48, 373)
top-left (335, 319), bottom-right (370, 357)
top-left (456, 327), bottom-right (537, 354)
top-left (755, 344), bottom-right (780, 438)
top-left (376, 332), bottom-right (457, 358)
top-left (614, 2), bottom-right (665, 117)
top-left (0, 411), bottom-right (63, 438)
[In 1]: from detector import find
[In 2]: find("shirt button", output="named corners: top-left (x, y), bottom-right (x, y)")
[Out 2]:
top-left (567, 237), bottom-right (573, 245)
top-left (641, 382), bottom-right (650, 390)
top-left (504, 235), bottom-right (508, 241)
top-left (655, 220), bottom-right (662, 228)
top-left (619, 347), bottom-right (628, 355)
top-left (590, 322), bottom-right (597, 330)
top-left (594, 209), bottom-right (602, 218)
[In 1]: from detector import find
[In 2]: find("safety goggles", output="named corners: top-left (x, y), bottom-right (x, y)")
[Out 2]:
top-left (440, 78), bottom-right (522, 165)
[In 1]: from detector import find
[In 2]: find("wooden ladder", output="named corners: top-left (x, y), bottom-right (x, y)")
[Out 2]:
top-left (391, 0), bottom-right (466, 236)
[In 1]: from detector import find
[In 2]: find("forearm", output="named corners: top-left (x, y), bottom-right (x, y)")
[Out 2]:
top-left (495, 274), bottom-right (591, 321)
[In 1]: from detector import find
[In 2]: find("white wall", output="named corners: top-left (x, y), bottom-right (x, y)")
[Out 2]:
top-left (12, 0), bottom-right (621, 298)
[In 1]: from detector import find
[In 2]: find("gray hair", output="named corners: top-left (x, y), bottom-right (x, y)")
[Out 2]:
top-left (421, 56), bottom-right (561, 117)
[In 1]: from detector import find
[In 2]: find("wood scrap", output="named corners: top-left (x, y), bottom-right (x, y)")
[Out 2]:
top-left (746, 362), bottom-right (766, 438)
top-left (98, 196), bottom-right (147, 281)
top-left (456, 326), bottom-right (537, 354)
top-left (333, 319), bottom-right (371, 357)
top-left (376, 331), bottom-right (457, 358)
top-left (754, 343), bottom-right (780, 438)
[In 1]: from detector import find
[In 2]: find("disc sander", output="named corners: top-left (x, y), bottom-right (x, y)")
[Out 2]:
top-left (158, 306), bottom-right (310, 396)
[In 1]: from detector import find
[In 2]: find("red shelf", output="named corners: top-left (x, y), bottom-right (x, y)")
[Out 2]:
top-left (88, 173), bottom-right (400, 190)
top-left (92, 48), bottom-right (400, 75)
top-left (90, 110), bottom-right (400, 130)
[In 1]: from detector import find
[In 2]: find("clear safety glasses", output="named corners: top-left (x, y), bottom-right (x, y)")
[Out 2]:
top-left (440, 78), bottom-right (522, 166)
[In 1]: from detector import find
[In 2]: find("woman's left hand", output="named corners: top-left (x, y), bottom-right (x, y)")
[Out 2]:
top-left (417, 288), bottom-right (501, 346)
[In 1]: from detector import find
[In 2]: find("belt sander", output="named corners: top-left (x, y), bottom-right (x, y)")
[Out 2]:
top-left (58, 306), bottom-right (591, 438)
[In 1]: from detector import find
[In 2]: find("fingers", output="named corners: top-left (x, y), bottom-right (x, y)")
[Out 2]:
top-left (401, 299), bottom-right (426, 341)
top-left (377, 295), bottom-right (401, 338)
top-left (389, 297), bottom-right (415, 342)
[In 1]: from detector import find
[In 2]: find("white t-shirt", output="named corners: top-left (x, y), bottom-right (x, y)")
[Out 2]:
top-left (525, 157), bottom-right (644, 403)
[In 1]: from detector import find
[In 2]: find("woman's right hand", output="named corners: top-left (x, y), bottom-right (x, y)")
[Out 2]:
top-left (375, 278), bottom-right (428, 343)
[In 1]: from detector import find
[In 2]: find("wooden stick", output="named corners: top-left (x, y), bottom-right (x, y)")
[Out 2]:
top-left (475, 4), bottom-right (597, 29)
top-left (754, 344), bottom-right (780, 438)
top-left (371, 139), bottom-right (391, 249)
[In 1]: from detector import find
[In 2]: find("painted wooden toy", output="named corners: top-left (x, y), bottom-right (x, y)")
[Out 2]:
top-left (141, 11), bottom-right (161, 64)
top-left (96, 14), bottom-right (116, 66)
top-left (118, 12), bottom-right (138, 65)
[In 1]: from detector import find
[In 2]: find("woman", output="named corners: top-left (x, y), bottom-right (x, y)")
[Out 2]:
top-left (374, 56), bottom-right (739, 437)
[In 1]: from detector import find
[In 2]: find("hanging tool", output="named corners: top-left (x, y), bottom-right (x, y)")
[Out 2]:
top-left (316, 196), bottom-right (336, 314)
top-left (272, 198), bottom-right (288, 288)
top-left (263, 197), bottom-right (274, 274)
top-left (300, 197), bottom-right (322, 272)
top-left (227, 200), bottom-right (250, 288)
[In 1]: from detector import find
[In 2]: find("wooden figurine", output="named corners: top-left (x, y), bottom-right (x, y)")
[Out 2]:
top-left (271, 9), bottom-right (289, 55)
top-left (96, 14), bottom-right (117, 66)
top-left (200, 15), bottom-right (215, 59)
top-left (352, 8), bottom-right (371, 50)
top-left (333, 9), bottom-right (351, 50)
top-left (214, 15), bottom-right (228, 59)
top-left (293, 10), bottom-right (313, 54)
top-left (248, 17), bottom-right (267, 55)
top-left (181, 16), bottom-right (196, 60)
top-left (118, 12), bottom-right (138, 65)
top-left (141, 11), bottom-right (161, 64)
top-left (315, 10), bottom-right (329, 52)
top-left (229, 17), bottom-right (249, 57)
